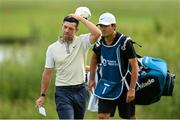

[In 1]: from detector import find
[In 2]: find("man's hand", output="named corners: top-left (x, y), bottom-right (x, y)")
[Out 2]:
top-left (126, 88), bottom-right (135, 103)
top-left (35, 96), bottom-right (45, 108)
top-left (69, 13), bottom-right (84, 21)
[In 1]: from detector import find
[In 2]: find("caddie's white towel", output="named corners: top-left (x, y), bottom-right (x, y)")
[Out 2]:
top-left (87, 91), bottom-right (98, 112)
top-left (86, 67), bottom-right (100, 112)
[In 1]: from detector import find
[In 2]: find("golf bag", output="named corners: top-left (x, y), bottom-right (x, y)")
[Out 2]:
top-left (134, 56), bottom-right (175, 105)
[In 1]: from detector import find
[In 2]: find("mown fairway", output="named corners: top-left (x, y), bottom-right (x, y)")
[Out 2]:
top-left (0, 0), bottom-right (180, 118)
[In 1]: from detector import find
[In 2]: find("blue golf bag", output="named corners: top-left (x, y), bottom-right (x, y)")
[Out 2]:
top-left (135, 56), bottom-right (175, 105)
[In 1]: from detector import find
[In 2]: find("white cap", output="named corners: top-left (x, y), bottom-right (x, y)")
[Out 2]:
top-left (97, 12), bottom-right (116, 25)
top-left (75, 7), bottom-right (91, 19)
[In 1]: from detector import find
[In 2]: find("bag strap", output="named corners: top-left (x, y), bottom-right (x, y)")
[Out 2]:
top-left (116, 35), bottom-right (139, 90)
top-left (116, 35), bottom-right (130, 81)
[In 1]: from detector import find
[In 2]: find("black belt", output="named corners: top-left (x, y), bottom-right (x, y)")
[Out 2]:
top-left (56, 83), bottom-right (85, 90)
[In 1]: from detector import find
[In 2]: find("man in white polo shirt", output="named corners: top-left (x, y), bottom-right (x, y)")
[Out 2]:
top-left (35, 13), bottom-right (101, 119)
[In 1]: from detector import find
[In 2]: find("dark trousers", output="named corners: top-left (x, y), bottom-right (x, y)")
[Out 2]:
top-left (55, 84), bottom-right (87, 119)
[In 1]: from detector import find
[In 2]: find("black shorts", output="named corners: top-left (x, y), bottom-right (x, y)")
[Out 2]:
top-left (98, 87), bottom-right (135, 119)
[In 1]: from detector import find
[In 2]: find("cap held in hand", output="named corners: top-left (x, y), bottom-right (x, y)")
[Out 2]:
top-left (75, 6), bottom-right (91, 19)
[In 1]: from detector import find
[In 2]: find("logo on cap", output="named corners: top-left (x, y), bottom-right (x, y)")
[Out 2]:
top-left (97, 12), bottom-right (116, 25)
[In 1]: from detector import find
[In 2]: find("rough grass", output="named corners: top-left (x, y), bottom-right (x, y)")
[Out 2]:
top-left (0, 0), bottom-right (180, 119)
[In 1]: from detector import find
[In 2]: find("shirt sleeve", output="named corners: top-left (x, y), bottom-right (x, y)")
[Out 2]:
top-left (79, 33), bottom-right (91, 50)
top-left (92, 40), bottom-right (101, 63)
top-left (45, 47), bottom-right (54, 68)
top-left (124, 40), bottom-right (137, 59)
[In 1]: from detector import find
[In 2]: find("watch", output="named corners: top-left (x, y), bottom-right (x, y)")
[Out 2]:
top-left (41, 93), bottom-right (46, 97)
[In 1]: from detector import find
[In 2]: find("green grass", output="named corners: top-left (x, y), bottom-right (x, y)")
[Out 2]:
top-left (0, 0), bottom-right (180, 119)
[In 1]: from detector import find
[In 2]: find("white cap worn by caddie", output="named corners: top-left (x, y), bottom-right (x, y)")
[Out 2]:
top-left (97, 12), bottom-right (116, 25)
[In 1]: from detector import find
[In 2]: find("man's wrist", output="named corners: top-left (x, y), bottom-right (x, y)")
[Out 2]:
top-left (129, 88), bottom-right (135, 91)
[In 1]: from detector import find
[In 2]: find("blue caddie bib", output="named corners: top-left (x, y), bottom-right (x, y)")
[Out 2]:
top-left (94, 34), bottom-right (126, 100)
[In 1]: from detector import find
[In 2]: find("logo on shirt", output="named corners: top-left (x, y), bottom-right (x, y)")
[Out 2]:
top-left (73, 45), bottom-right (76, 48)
